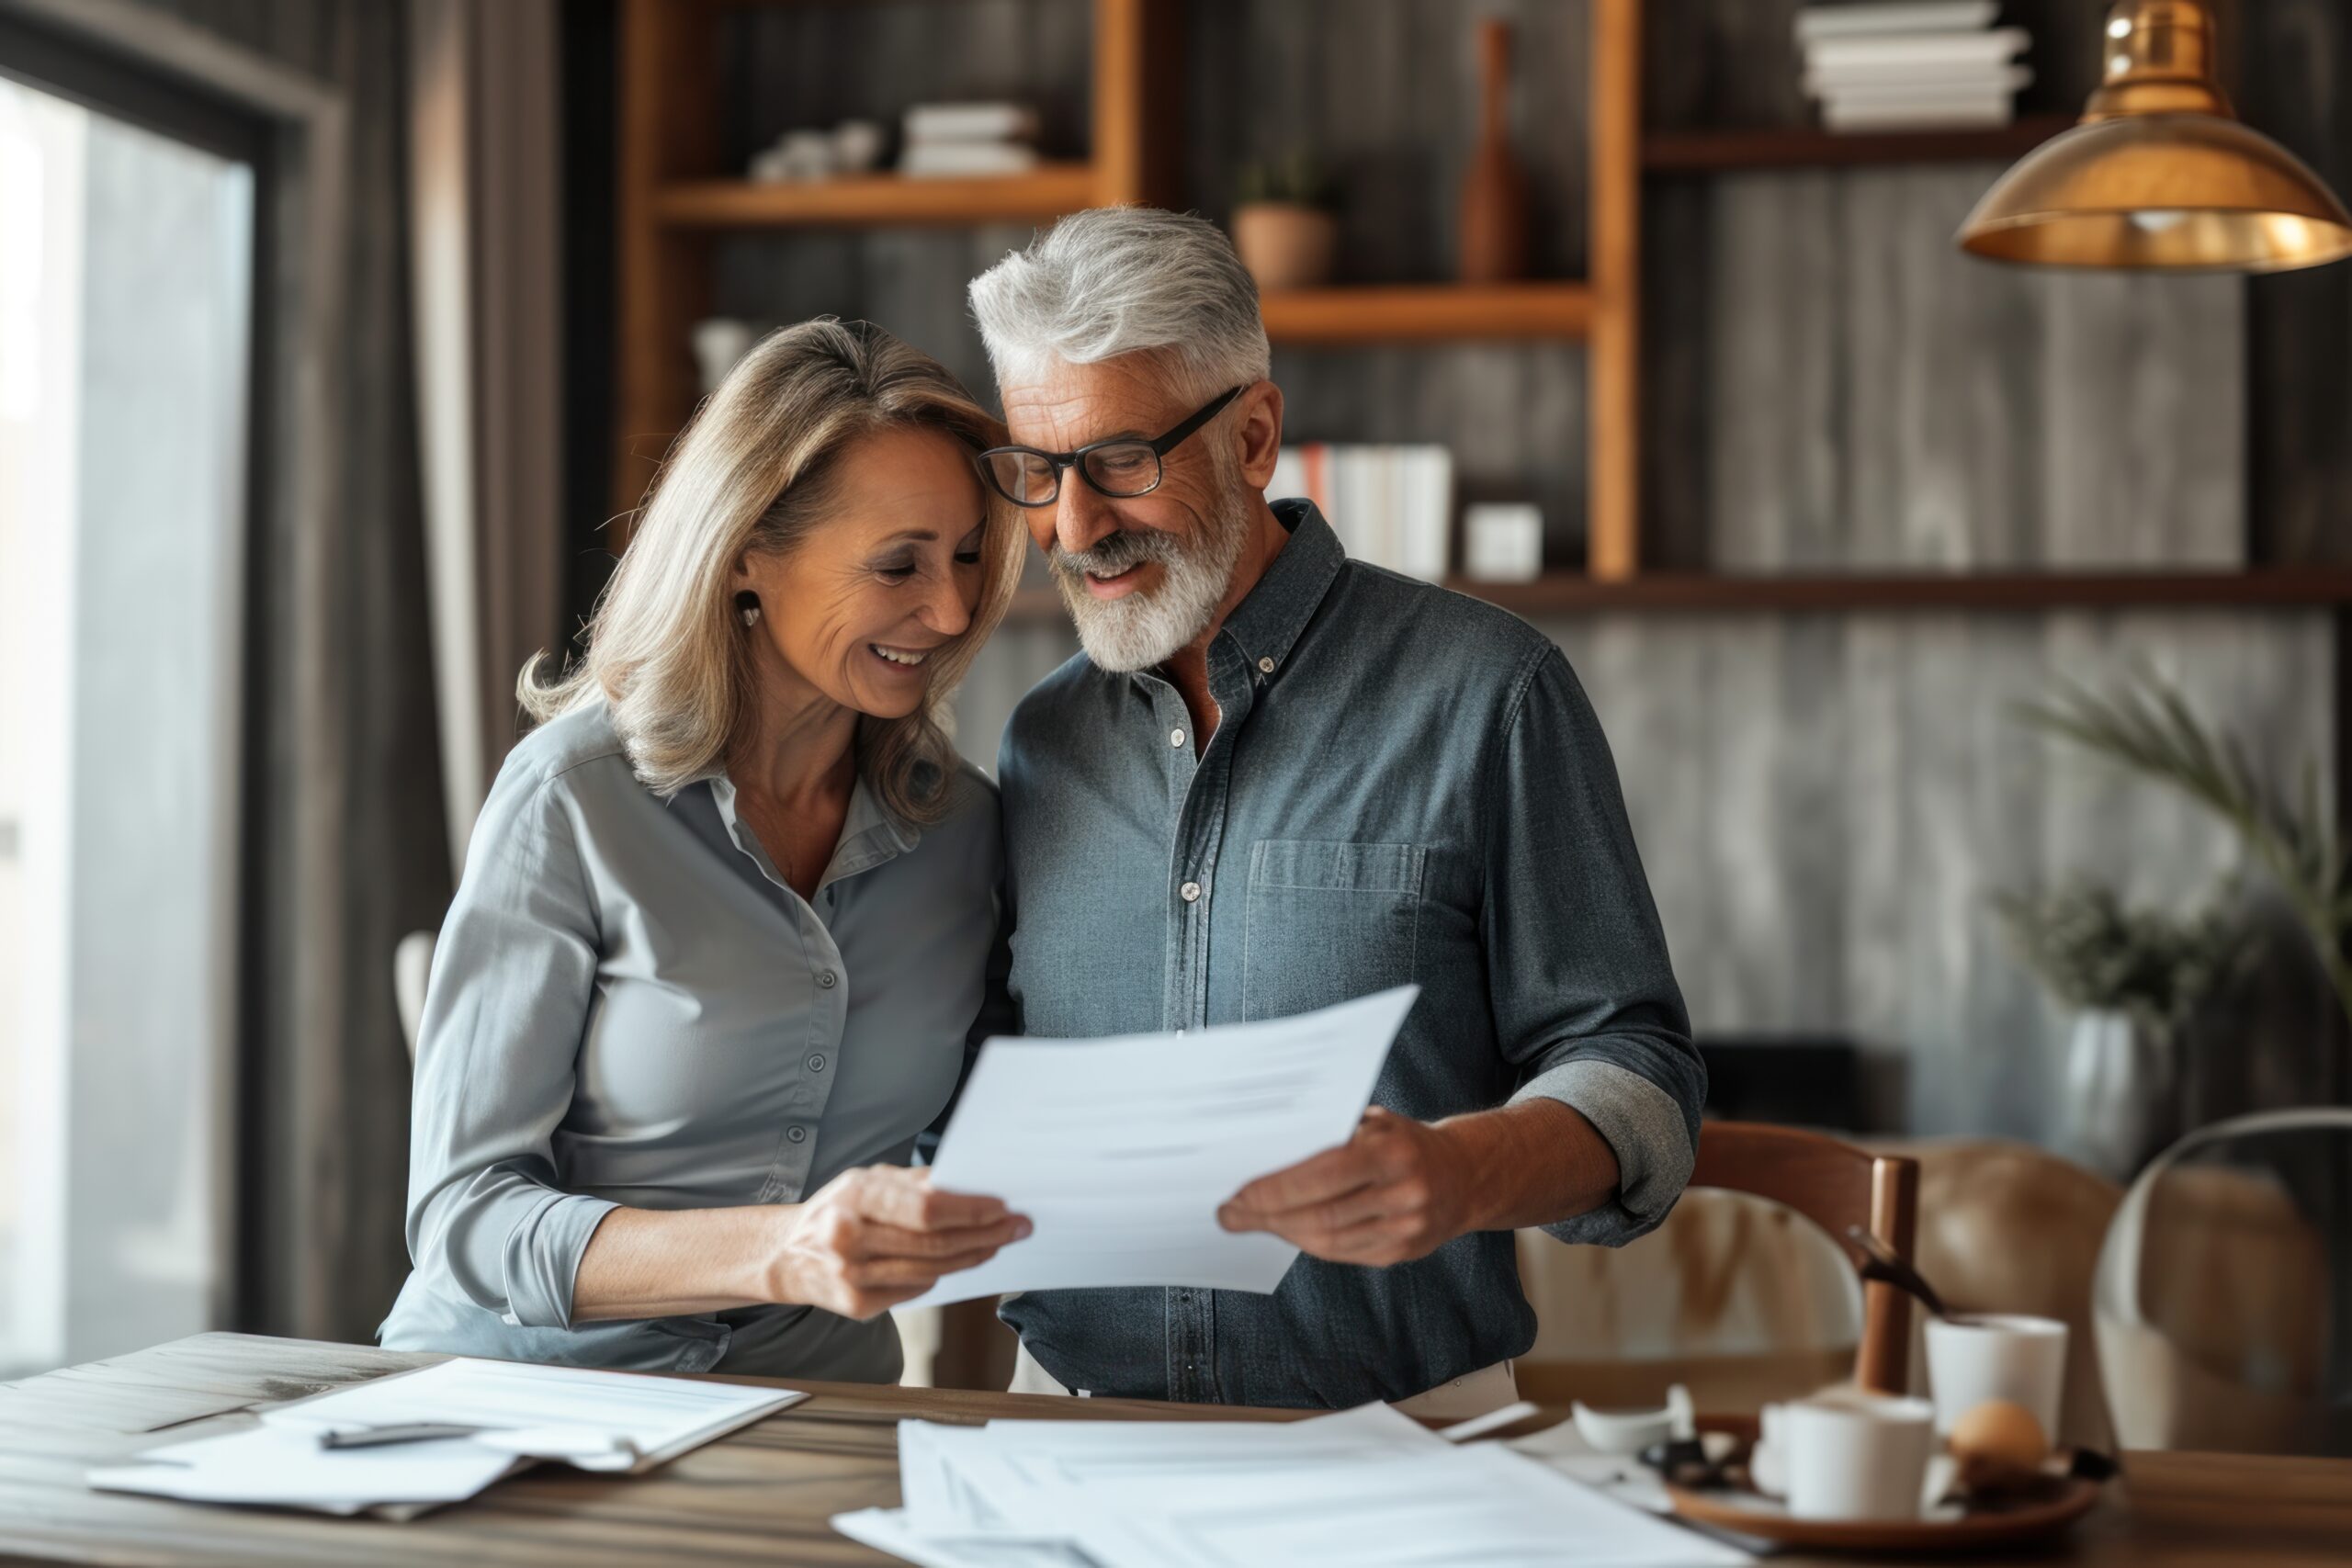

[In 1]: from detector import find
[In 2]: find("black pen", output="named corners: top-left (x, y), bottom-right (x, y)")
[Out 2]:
top-left (318, 1423), bottom-right (483, 1450)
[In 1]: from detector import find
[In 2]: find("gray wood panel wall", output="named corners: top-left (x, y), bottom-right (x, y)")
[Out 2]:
top-left (716, 0), bottom-right (2342, 1144)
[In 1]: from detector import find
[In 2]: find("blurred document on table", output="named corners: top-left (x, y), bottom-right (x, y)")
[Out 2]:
top-left (903, 986), bottom-right (1416, 1310)
top-left (89, 1359), bottom-right (807, 1516)
top-left (259, 1357), bottom-right (803, 1471)
top-left (835, 1402), bottom-right (1752, 1567)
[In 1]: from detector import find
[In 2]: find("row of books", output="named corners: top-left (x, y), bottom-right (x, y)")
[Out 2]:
top-left (1797, 2), bottom-right (2030, 132)
top-left (1267, 444), bottom-right (1453, 582)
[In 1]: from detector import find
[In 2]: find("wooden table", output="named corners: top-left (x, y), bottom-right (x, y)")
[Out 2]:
top-left (1, 1334), bottom-right (2346, 1565)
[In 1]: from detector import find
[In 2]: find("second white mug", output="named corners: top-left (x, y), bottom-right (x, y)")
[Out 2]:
top-left (1924, 1313), bottom-right (2067, 1438)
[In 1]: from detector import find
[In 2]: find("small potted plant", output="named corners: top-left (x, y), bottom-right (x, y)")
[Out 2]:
top-left (1230, 153), bottom-right (1340, 291)
top-left (1993, 881), bottom-right (2246, 1179)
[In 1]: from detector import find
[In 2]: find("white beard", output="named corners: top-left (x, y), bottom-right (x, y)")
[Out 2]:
top-left (1053, 494), bottom-right (1251, 673)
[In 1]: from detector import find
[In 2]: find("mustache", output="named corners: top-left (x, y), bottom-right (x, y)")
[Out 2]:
top-left (1047, 527), bottom-right (1182, 582)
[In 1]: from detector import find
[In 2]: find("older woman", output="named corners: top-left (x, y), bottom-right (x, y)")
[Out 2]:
top-left (379, 320), bottom-right (1029, 1380)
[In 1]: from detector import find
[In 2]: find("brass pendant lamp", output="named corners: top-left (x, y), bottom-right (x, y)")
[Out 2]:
top-left (1957, 0), bottom-right (2352, 271)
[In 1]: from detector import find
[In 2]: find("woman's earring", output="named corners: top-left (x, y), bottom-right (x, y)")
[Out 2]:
top-left (736, 591), bottom-right (762, 629)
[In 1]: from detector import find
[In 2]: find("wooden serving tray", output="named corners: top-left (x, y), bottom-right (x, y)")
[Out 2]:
top-left (1666, 1476), bottom-right (2103, 1553)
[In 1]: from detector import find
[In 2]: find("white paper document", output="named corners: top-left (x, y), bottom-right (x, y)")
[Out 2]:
top-left (89, 1357), bottom-right (807, 1515)
top-left (835, 1402), bottom-right (1752, 1568)
top-left (88, 1423), bottom-right (519, 1514)
top-left (904, 986), bottom-right (1418, 1310)
top-left (259, 1356), bottom-right (805, 1469)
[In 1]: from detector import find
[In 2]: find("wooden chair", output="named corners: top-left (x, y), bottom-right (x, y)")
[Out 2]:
top-left (1689, 1121), bottom-right (1920, 1394)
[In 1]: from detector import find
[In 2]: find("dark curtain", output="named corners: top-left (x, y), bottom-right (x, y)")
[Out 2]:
top-left (132, 0), bottom-right (451, 1345)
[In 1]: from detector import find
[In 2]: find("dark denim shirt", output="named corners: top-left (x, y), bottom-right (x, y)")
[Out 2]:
top-left (988, 499), bottom-right (1703, 1408)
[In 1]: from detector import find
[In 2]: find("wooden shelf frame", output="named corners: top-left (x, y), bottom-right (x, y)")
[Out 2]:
top-left (1260, 282), bottom-right (1594, 344)
top-left (611, 0), bottom-right (1176, 536)
top-left (1008, 570), bottom-right (2352, 624)
top-left (613, 8), bottom-right (2306, 611)
top-left (612, 0), bottom-right (1644, 573)
top-left (1643, 114), bottom-right (2075, 175)
top-left (652, 164), bottom-right (1100, 229)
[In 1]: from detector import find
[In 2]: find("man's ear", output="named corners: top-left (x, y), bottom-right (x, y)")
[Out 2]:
top-left (1233, 379), bottom-right (1284, 490)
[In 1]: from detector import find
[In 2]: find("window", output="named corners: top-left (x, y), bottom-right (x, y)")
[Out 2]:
top-left (0, 69), bottom-right (255, 1376)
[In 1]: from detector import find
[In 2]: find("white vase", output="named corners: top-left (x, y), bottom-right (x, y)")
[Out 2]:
top-left (2064, 1009), bottom-right (2177, 1180)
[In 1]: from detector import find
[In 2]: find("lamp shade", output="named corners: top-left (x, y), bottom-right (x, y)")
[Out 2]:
top-left (1958, 0), bottom-right (2352, 272)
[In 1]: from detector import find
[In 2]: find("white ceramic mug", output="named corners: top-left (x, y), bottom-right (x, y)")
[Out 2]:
top-left (1924, 1313), bottom-right (2067, 1438)
top-left (1781, 1393), bottom-right (1937, 1522)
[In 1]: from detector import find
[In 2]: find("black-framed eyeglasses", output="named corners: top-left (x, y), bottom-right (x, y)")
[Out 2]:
top-left (977, 386), bottom-right (1245, 508)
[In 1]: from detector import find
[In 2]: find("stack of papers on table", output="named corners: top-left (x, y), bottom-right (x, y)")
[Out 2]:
top-left (1796, 4), bottom-right (2031, 131)
top-left (87, 1357), bottom-right (805, 1517)
top-left (834, 1403), bottom-right (1752, 1568)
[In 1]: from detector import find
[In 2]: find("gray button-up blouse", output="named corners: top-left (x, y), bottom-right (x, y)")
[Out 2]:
top-left (378, 701), bottom-right (1001, 1379)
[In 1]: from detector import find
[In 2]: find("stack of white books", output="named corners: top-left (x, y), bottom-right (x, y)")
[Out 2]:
top-left (1268, 443), bottom-right (1453, 581)
top-left (1797, 2), bottom-right (2032, 131)
top-left (899, 102), bottom-right (1039, 178)
top-left (832, 1402), bottom-right (1754, 1568)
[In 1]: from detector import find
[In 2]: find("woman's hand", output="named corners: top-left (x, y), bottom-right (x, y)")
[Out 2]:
top-left (770, 1167), bottom-right (1029, 1320)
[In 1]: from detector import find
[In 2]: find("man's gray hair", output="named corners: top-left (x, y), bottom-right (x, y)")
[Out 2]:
top-left (968, 207), bottom-right (1272, 400)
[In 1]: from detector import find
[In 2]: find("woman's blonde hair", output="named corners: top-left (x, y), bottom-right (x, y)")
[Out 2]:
top-left (521, 318), bottom-right (1023, 824)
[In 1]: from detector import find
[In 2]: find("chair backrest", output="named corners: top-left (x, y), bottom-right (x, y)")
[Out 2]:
top-left (394, 928), bottom-right (437, 1061)
top-left (2095, 1107), bottom-right (2352, 1456)
top-left (1690, 1121), bottom-right (1919, 1393)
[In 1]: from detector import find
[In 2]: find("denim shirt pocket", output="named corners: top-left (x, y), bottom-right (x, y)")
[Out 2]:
top-left (1241, 840), bottom-right (1428, 1021)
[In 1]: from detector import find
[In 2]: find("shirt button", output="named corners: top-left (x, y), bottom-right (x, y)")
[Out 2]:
top-left (818, 969), bottom-right (838, 989)
top-left (1258, 656), bottom-right (1275, 675)
top-left (808, 1054), bottom-right (827, 1073)
top-left (1170, 728), bottom-right (1185, 748)
top-left (786, 1125), bottom-right (808, 1144)
top-left (1180, 881), bottom-right (1202, 903)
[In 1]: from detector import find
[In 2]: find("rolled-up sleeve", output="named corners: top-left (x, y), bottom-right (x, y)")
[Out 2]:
top-left (1483, 645), bottom-right (1704, 1247)
top-left (404, 754), bottom-right (617, 1328)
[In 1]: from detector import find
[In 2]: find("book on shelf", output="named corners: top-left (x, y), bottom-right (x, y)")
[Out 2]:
top-left (1794, 2), bottom-right (1999, 42)
top-left (903, 103), bottom-right (1039, 145)
top-left (1803, 58), bottom-right (2034, 90)
top-left (899, 100), bottom-right (1039, 178)
top-left (899, 143), bottom-right (1039, 178)
top-left (1268, 444), bottom-right (1453, 582)
top-left (1805, 26), bottom-right (2030, 71)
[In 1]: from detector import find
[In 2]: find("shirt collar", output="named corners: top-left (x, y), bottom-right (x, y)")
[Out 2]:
top-left (705, 767), bottom-right (916, 896)
top-left (1213, 497), bottom-right (1345, 680)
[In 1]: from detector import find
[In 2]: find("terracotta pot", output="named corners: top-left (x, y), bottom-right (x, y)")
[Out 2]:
top-left (1232, 202), bottom-right (1339, 291)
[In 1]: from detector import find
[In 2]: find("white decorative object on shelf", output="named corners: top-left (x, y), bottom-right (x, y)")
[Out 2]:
top-left (1463, 502), bottom-right (1543, 583)
top-left (690, 318), bottom-right (757, 395)
top-left (831, 119), bottom-right (887, 174)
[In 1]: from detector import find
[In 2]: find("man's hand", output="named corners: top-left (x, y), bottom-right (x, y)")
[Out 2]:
top-left (1216, 1098), bottom-right (1623, 1268)
top-left (1215, 1107), bottom-right (1475, 1267)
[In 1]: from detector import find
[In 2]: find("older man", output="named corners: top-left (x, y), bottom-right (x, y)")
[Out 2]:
top-left (964, 207), bottom-right (1703, 1416)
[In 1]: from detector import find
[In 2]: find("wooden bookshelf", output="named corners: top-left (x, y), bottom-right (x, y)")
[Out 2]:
top-left (611, 0), bottom-right (1644, 577)
top-left (615, 14), bottom-right (2312, 613)
top-left (1643, 114), bottom-right (2075, 175)
top-left (653, 165), bottom-right (1100, 229)
top-left (1009, 569), bottom-right (2352, 625)
top-left (1260, 282), bottom-right (1594, 344)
